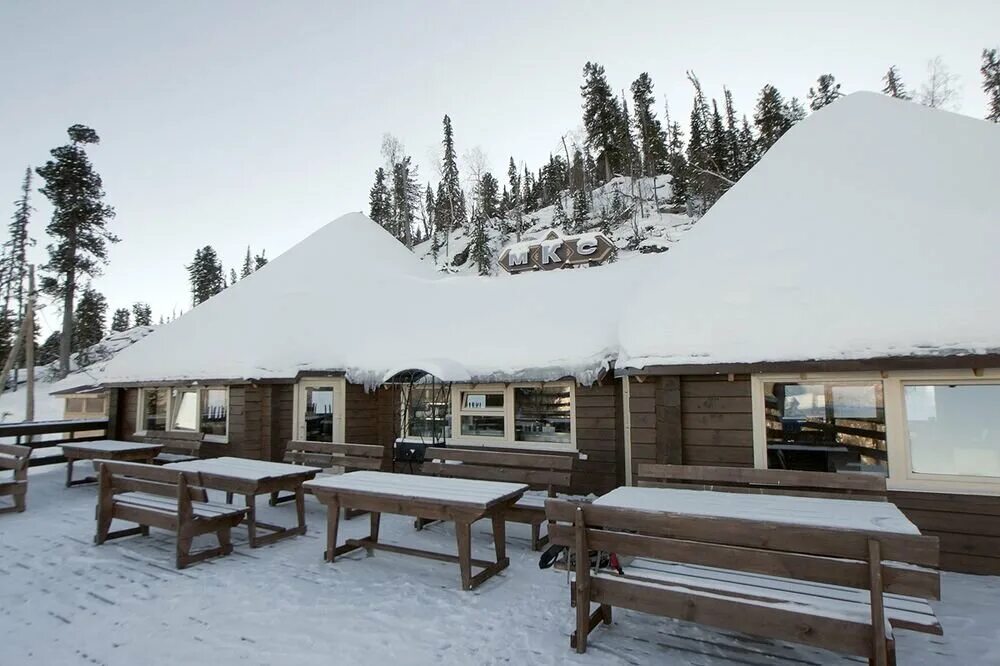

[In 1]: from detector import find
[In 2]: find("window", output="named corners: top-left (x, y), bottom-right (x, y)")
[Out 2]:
top-left (904, 384), bottom-right (1000, 478)
top-left (402, 384), bottom-right (451, 441)
top-left (138, 387), bottom-right (228, 438)
top-left (170, 388), bottom-right (199, 431)
top-left (762, 381), bottom-right (887, 475)
top-left (304, 385), bottom-right (335, 442)
top-left (514, 386), bottom-right (572, 445)
top-left (200, 388), bottom-right (228, 437)
top-left (753, 371), bottom-right (1000, 493)
top-left (142, 388), bottom-right (168, 431)
top-left (459, 389), bottom-right (506, 438)
top-left (450, 382), bottom-right (576, 450)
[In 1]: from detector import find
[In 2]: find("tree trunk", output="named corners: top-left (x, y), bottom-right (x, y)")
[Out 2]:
top-left (59, 268), bottom-right (74, 378)
top-left (25, 266), bottom-right (35, 427)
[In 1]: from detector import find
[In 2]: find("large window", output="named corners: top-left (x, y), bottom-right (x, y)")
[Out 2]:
top-left (753, 372), bottom-right (1000, 493)
top-left (763, 381), bottom-right (887, 475)
top-left (514, 386), bottom-right (572, 445)
top-left (904, 384), bottom-right (1000, 478)
top-left (449, 382), bottom-right (576, 450)
top-left (138, 387), bottom-right (229, 439)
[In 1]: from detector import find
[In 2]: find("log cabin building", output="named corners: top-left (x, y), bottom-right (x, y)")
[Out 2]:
top-left (101, 93), bottom-right (1000, 574)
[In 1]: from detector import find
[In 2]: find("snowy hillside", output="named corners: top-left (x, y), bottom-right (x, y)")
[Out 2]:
top-left (0, 326), bottom-right (156, 423)
top-left (413, 176), bottom-right (697, 275)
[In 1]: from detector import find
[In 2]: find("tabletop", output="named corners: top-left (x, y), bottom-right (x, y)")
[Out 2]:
top-left (594, 486), bottom-right (920, 535)
top-left (61, 440), bottom-right (162, 454)
top-left (304, 471), bottom-right (528, 509)
top-left (165, 456), bottom-right (322, 482)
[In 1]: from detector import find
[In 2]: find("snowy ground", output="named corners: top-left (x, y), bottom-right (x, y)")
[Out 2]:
top-left (2, 465), bottom-right (998, 666)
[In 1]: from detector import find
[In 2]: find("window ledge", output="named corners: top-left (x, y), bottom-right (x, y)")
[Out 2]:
top-left (446, 437), bottom-right (578, 455)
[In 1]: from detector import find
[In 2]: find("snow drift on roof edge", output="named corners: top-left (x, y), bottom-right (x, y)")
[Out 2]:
top-left (617, 92), bottom-right (1000, 369)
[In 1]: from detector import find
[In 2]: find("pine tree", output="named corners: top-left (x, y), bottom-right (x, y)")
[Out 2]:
top-left (722, 88), bottom-right (743, 180)
top-left (240, 247), bottom-right (253, 278)
top-left (581, 62), bottom-right (627, 182)
top-left (736, 116), bottom-right (757, 177)
top-left (631, 73), bottom-right (669, 177)
top-left (707, 99), bottom-right (729, 181)
top-left (553, 196), bottom-right (570, 232)
top-left (229, 267), bottom-right (238, 286)
top-left (35, 124), bottom-right (118, 377)
top-left (391, 155), bottom-right (420, 248)
top-left (754, 84), bottom-right (793, 154)
top-left (808, 74), bottom-right (843, 111)
top-left (784, 97), bottom-right (807, 124)
top-left (982, 48), bottom-right (1000, 122)
top-left (468, 208), bottom-right (491, 276)
top-left (38, 331), bottom-right (60, 366)
top-left (187, 246), bottom-right (225, 306)
top-left (619, 93), bottom-right (641, 179)
top-left (571, 186), bottom-right (590, 231)
top-left (72, 286), bottom-right (107, 358)
top-left (479, 172), bottom-right (500, 220)
top-left (664, 100), bottom-right (689, 208)
top-left (3, 167), bottom-right (35, 380)
top-left (131, 302), bottom-right (152, 326)
top-left (882, 66), bottom-right (911, 99)
top-left (111, 307), bottom-right (130, 332)
top-left (506, 157), bottom-right (525, 241)
top-left (254, 251), bottom-right (267, 270)
top-left (368, 167), bottom-right (392, 231)
top-left (436, 115), bottom-right (467, 233)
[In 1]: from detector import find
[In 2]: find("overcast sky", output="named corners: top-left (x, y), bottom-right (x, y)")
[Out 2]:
top-left (2, 0), bottom-right (998, 334)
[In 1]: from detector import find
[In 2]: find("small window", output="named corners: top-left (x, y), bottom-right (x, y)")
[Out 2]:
top-left (200, 388), bottom-right (228, 437)
top-left (763, 381), bottom-right (886, 475)
top-left (904, 384), bottom-right (1000, 478)
top-left (514, 386), bottom-right (572, 445)
top-left (65, 397), bottom-right (84, 413)
top-left (84, 397), bottom-right (106, 415)
top-left (142, 388), bottom-right (168, 431)
top-left (170, 388), bottom-right (199, 431)
top-left (459, 390), bottom-right (505, 438)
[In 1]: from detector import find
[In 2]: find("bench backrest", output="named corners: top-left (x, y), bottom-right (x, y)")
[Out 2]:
top-left (283, 440), bottom-right (385, 471)
top-left (97, 460), bottom-right (210, 507)
top-left (545, 499), bottom-right (940, 601)
top-left (0, 443), bottom-right (30, 482)
top-left (422, 447), bottom-right (573, 494)
top-left (141, 430), bottom-right (205, 456)
top-left (637, 464), bottom-right (887, 501)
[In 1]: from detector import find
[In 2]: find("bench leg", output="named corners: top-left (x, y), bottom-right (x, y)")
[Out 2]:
top-left (218, 524), bottom-right (233, 556)
top-left (456, 521), bottom-right (472, 591)
top-left (491, 513), bottom-right (506, 564)
top-left (176, 536), bottom-right (193, 569)
top-left (295, 486), bottom-right (306, 535)
top-left (530, 522), bottom-right (542, 551)
top-left (225, 491), bottom-right (234, 504)
top-left (324, 499), bottom-right (340, 563)
top-left (65, 459), bottom-right (74, 488)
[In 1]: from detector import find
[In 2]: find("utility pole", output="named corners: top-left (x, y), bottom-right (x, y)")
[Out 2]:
top-left (25, 265), bottom-right (35, 423)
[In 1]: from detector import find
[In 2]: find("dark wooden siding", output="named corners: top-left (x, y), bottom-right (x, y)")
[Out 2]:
top-left (890, 491), bottom-right (1000, 575)
top-left (573, 380), bottom-right (622, 495)
top-left (679, 375), bottom-right (754, 467)
top-left (345, 382), bottom-right (380, 445)
top-left (268, 384), bottom-right (294, 462)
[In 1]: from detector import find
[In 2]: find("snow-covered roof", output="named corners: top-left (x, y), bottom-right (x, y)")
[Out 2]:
top-left (618, 92), bottom-right (1000, 370)
top-left (101, 213), bottom-right (657, 386)
top-left (103, 93), bottom-right (1000, 388)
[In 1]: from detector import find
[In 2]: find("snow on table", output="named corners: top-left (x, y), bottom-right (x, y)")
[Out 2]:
top-left (165, 456), bottom-right (321, 481)
top-left (594, 486), bottom-right (920, 535)
top-left (60, 439), bottom-right (162, 454)
top-left (305, 470), bottom-right (527, 508)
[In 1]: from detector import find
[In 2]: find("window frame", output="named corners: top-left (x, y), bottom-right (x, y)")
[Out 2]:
top-left (751, 370), bottom-right (1000, 495)
top-left (448, 381), bottom-right (577, 452)
top-left (291, 377), bottom-right (347, 444)
top-left (400, 383), bottom-right (452, 443)
top-left (135, 386), bottom-right (230, 443)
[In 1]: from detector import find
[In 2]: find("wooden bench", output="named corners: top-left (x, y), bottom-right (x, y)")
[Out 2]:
top-left (273, 440), bottom-right (385, 513)
top-left (0, 443), bottom-right (30, 514)
top-left (545, 499), bottom-right (941, 665)
top-left (95, 460), bottom-right (247, 568)
top-left (142, 430), bottom-right (213, 464)
top-left (421, 447), bottom-right (574, 550)
top-left (637, 463), bottom-right (888, 500)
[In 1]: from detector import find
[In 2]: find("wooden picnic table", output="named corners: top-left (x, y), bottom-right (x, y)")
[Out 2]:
top-left (63, 439), bottom-right (162, 487)
top-left (593, 485), bottom-right (920, 534)
top-left (305, 471), bottom-right (528, 591)
top-left (165, 457), bottom-right (322, 548)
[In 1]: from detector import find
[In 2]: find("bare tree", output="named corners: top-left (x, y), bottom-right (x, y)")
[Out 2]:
top-left (461, 146), bottom-right (489, 209)
top-left (918, 57), bottom-right (961, 110)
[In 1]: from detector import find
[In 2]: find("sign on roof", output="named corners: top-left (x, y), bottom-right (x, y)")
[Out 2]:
top-left (498, 231), bottom-right (615, 274)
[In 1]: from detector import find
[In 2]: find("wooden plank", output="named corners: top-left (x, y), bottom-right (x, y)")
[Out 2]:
top-left (637, 464), bottom-right (886, 494)
top-left (545, 500), bottom-right (939, 567)
top-left (899, 508), bottom-right (1000, 537)
top-left (890, 491), bottom-right (1000, 516)
top-left (682, 429), bottom-right (754, 446)
top-left (589, 574), bottom-right (873, 658)
top-left (422, 461), bottom-right (570, 487)
top-left (682, 396), bottom-right (753, 414)
top-left (682, 413), bottom-right (753, 431)
top-left (655, 376), bottom-right (682, 465)
top-left (681, 380), bottom-right (751, 398)
top-left (682, 446), bottom-right (754, 466)
top-left (424, 447), bottom-right (573, 470)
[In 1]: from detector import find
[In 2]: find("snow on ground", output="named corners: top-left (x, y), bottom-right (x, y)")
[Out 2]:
top-left (2, 465), bottom-right (998, 666)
